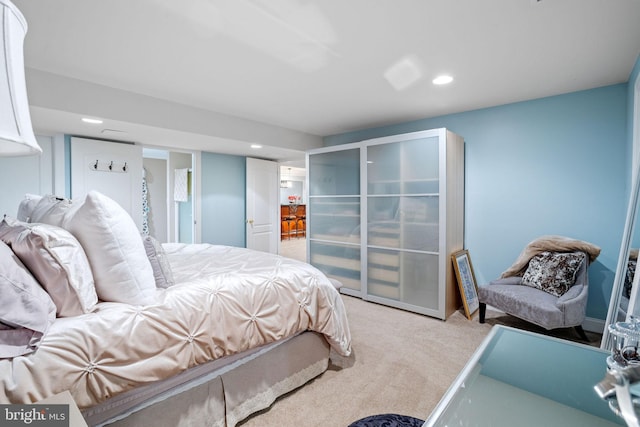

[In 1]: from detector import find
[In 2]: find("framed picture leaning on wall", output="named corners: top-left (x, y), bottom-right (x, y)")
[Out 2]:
top-left (452, 250), bottom-right (479, 320)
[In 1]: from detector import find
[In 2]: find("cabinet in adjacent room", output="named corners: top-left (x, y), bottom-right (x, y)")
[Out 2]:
top-left (306, 128), bottom-right (464, 319)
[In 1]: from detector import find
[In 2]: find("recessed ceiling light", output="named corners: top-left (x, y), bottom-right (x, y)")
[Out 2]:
top-left (432, 75), bottom-right (453, 85)
top-left (82, 117), bottom-right (103, 124)
top-left (250, 144), bottom-right (262, 149)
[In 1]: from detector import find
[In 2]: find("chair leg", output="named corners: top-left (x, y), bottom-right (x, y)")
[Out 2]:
top-left (479, 303), bottom-right (486, 324)
top-left (575, 325), bottom-right (589, 342)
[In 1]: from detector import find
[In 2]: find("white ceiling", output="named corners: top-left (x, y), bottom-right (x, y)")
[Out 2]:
top-left (12, 0), bottom-right (640, 162)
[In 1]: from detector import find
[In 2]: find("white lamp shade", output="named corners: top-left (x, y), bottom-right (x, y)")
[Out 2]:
top-left (0, 0), bottom-right (40, 156)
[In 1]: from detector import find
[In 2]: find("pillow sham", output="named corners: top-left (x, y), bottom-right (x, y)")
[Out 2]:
top-left (0, 217), bottom-right (97, 317)
top-left (16, 193), bottom-right (42, 222)
top-left (29, 194), bottom-right (75, 227)
top-left (521, 251), bottom-right (586, 297)
top-left (0, 241), bottom-right (56, 358)
top-left (66, 191), bottom-right (156, 305)
top-left (142, 235), bottom-right (176, 288)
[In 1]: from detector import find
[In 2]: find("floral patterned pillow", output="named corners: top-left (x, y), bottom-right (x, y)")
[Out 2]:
top-left (521, 251), bottom-right (586, 297)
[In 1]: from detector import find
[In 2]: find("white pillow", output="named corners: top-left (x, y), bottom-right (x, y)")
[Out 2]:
top-left (16, 193), bottom-right (42, 222)
top-left (0, 241), bottom-right (56, 358)
top-left (29, 194), bottom-right (75, 227)
top-left (66, 191), bottom-right (156, 305)
top-left (0, 217), bottom-right (98, 317)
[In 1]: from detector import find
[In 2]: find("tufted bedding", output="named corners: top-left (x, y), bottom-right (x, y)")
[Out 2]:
top-left (0, 243), bottom-right (352, 411)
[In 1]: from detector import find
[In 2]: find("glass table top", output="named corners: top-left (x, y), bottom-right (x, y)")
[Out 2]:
top-left (424, 325), bottom-right (624, 427)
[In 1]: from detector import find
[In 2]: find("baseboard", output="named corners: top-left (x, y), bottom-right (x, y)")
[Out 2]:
top-left (583, 316), bottom-right (605, 334)
top-left (485, 305), bottom-right (606, 335)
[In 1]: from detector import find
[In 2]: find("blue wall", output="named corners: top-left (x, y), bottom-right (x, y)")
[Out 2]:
top-left (201, 152), bottom-right (246, 247)
top-left (325, 84), bottom-right (628, 320)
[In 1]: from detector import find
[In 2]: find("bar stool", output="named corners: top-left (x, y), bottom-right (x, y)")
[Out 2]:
top-left (286, 216), bottom-right (297, 238)
top-left (296, 215), bottom-right (306, 238)
top-left (281, 215), bottom-right (297, 239)
top-left (281, 219), bottom-right (289, 240)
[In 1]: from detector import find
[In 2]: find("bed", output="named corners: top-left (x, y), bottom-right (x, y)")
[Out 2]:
top-left (0, 191), bottom-right (352, 427)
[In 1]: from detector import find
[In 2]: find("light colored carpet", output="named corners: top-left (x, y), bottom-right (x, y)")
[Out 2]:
top-left (253, 244), bottom-right (603, 426)
top-left (279, 237), bottom-right (306, 262)
top-left (239, 294), bottom-right (602, 426)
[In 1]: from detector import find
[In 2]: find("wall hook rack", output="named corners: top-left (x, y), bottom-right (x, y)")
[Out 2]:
top-left (89, 159), bottom-right (129, 173)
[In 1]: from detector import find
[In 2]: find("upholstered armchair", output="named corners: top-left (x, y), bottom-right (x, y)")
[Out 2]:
top-left (477, 236), bottom-right (601, 341)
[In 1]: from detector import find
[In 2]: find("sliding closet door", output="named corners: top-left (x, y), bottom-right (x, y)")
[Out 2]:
top-left (307, 145), bottom-right (362, 295)
top-left (365, 134), bottom-right (442, 314)
top-left (363, 129), bottom-right (464, 319)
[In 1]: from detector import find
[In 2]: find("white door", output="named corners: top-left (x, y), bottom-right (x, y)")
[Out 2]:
top-left (70, 137), bottom-right (143, 229)
top-left (246, 158), bottom-right (278, 253)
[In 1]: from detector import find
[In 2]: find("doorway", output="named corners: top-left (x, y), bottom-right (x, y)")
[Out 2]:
top-left (279, 165), bottom-right (307, 262)
top-left (143, 148), bottom-right (196, 244)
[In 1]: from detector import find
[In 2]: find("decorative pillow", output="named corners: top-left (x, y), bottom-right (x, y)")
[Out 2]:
top-left (0, 217), bottom-right (98, 317)
top-left (142, 235), bottom-right (175, 288)
top-left (0, 241), bottom-right (56, 358)
top-left (521, 251), bottom-right (586, 297)
top-left (16, 193), bottom-right (42, 222)
top-left (66, 191), bottom-right (156, 305)
top-left (29, 194), bottom-right (75, 227)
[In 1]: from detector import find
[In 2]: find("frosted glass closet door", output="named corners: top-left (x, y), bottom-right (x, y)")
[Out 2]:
top-left (366, 136), bottom-right (440, 307)
top-left (308, 148), bottom-right (362, 292)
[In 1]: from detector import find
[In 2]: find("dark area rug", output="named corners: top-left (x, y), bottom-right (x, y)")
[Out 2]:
top-left (348, 413), bottom-right (425, 427)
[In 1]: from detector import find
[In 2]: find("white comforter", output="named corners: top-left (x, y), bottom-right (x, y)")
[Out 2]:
top-left (0, 244), bottom-right (352, 408)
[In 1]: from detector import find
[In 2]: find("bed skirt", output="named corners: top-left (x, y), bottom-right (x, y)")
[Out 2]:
top-left (85, 331), bottom-right (330, 427)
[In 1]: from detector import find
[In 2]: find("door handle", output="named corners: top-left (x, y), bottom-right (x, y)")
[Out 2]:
top-left (247, 219), bottom-right (254, 225)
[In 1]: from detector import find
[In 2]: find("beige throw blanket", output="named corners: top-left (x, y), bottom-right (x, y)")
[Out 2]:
top-left (500, 235), bottom-right (601, 278)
